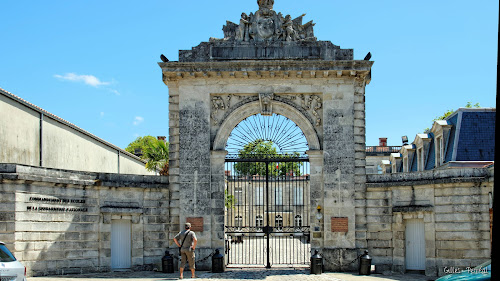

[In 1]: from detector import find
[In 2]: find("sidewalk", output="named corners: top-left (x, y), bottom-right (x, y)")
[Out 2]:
top-left (30, 268), bottom-right (436, 281)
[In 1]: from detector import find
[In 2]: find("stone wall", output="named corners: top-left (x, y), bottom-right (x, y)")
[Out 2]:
top-left (365, 167), bottom-right (493, 277)
top-left (0, 164), bottom-right (170, 277)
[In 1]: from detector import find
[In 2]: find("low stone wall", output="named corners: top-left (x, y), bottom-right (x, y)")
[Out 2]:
top-left (366, 167), bottom-right (493, 277)
top-left (0, 164), bottom-right (170, 277)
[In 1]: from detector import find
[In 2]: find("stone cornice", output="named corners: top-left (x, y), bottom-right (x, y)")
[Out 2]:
top-left (0, 164), bottom-right (169, 188)
top-left (159, 60), bottom-right (373, 84)
top-left (366, 167), bottom-right (493, 188)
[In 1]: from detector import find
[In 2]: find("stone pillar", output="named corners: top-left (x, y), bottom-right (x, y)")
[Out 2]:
top-left (321, 79), bottom-right (360, 271)
top-left (177, 81), bottom-right (213, 270)
top-left (210, 150), bottom-right (227, 252)
top-left (168, 82), bottom-right (181, 244)
top-left (354, 79), bottom-right (368, 255)
top-left (307, 150), bottom-right (324, 250)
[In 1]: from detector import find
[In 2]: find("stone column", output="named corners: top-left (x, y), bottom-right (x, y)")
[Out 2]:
top-left (321, 80), bottom-right (358, 271)
top-left (168, 82), bottom-right (181, 244)
top-left (307, 150), bottom-right (324, 250)
top-left (210, 150), bottom-right (227, 252)
top-left (177, 83), bottom-right (213, 270)
top-left (354, 79), bottom-right (368, 255)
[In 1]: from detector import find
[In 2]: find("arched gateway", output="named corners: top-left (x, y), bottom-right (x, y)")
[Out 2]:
top-left (159, 0), bottom-right (372, 271)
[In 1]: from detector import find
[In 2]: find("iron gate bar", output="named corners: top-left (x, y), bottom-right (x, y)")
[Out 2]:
top-left (225, 156), bottom-right (310, 268)
top-left (266, 161), bottom-right (270, 268)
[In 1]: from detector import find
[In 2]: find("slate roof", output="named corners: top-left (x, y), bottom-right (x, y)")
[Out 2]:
top-left (455, 111), bottom-right (495, 161)
top-left (391, 108), bottom-right (495, 173)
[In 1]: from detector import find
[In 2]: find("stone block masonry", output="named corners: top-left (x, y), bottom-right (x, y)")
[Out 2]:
top-left (365, 167), bottom-right (493, 277)
top-left (0, 164), bottom-right (170, 277)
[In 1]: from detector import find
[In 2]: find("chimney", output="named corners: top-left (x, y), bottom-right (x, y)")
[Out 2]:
top-left (157, 136), bottom-right (166, 144)
top-left (379, 138), bottom-right (387, 147)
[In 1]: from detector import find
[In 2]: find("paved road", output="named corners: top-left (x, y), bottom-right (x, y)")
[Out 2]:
top-left (30, 269), bottom-right (437, 281)
top-left (227, 236), bottom-right (310, 266)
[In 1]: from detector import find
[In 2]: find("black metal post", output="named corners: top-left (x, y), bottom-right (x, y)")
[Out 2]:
top-left (266, 161), bottom-right (271, 269)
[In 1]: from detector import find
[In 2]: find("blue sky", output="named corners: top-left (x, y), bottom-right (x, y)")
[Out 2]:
top-left (1, 0), bottom-right (497, 149)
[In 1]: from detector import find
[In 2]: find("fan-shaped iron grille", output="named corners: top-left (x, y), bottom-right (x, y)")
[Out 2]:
top-left (225, 113), bottom-right (309, 155)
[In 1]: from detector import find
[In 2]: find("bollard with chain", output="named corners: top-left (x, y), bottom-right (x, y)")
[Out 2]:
top-left (172, 250), bottom-right (216, 263)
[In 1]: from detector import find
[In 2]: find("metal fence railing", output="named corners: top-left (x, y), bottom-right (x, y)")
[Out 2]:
top-left (365, 146), bottom-right (401, 155)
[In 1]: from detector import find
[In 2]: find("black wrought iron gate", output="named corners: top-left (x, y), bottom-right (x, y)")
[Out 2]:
top-left (224, 155), bottom-right (310, 268)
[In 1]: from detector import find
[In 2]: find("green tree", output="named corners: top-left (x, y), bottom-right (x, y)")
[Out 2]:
top-left (233, 139), bottom-right (302, 177)
top-left (125, 136), bottom-right (169, 176)
top-left (143, 139), bottom-right (169, 176)
top-left (225, 189), bottom-right (236, 209)
top-left (423, 102), bottom-right (481, 133)
top-left (125, 135), bottom-right (157, 159)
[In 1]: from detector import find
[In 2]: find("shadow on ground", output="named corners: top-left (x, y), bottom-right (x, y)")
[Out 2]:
top-left (30, 269), bottom-right (436, 281)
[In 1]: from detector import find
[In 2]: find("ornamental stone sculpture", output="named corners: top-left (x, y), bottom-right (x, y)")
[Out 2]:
top-left (177, 0), bottom-right (354, 61)
top-left (230, 0), bottom-right (316, 42)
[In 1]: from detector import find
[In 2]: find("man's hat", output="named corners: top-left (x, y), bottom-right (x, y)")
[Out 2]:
top-left (185, 222), bottom-right (191, 229)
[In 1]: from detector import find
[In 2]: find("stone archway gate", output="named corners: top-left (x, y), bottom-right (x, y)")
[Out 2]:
top-left (159, 0), bottom-right (373, 271)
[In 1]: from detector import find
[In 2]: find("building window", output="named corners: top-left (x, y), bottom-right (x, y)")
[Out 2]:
top-left (255, 187), bottom-right (263, 205)
top-left (417, 147), bottom-right (424, 171)
top-left (435, 136), bottom-right (443, 167)
top-left (256, 215), bottom-right (263, 229)
top-left (274, 187), bottom-right (283, 206)
top-left (294, 187), bottom-right (304, 205)
top-left (294, 215), bottom-right (302, 228)
top-left (377, 165), bottom-right (383, 174)
top-left (416, 148), bottom-right (421, 171)
top-left (275, 215), bottom-right (283, 230)
top-left (235, 215), bottom-right (243, 229)
top-left (235, 190), bottom-right (243, 206)
top-left (403, 156), bottom-right (409, 172)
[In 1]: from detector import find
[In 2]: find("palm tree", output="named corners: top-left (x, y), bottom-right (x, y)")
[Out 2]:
top-left (143, 139), bottom-right (169, 175)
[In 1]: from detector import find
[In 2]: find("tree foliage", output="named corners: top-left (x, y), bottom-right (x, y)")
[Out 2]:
top-left (233, 139), bottom-right (303, 177)
top-left (225, 189), bottom-right (236, 209)
top-left (125, 135), bottom-right (157, 159)
top-left (143, 139), bottom-right (169, 175)
top-left (126, 136), bottom-right (169, 176)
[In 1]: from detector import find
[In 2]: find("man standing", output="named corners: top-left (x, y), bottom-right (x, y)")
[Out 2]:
top-left (174, 222), bottom-right (197, 279)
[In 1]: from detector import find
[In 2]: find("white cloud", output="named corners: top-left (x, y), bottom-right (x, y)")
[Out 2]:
top-left (109, 89), bottom-right (120, 95)
top-left (133, 116), bottom-right (144, 126)
top-left (54, 73), bottom-right (110, 87)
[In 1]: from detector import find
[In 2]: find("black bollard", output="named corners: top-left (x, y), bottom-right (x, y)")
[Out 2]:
top-left (162, 250), bottom-right (174, 273)
top-left (358, 250), bottom-right (372, 275)
top-left (212, 249), bottom-right (224, 273)
top-left (310, 250), bottom-right (323, 274)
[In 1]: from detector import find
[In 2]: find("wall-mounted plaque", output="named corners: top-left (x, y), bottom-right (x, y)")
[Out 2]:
top-left (331, 217), bottom-right (348, 232)
top-left (186, 217), bottom-right (204, 232)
